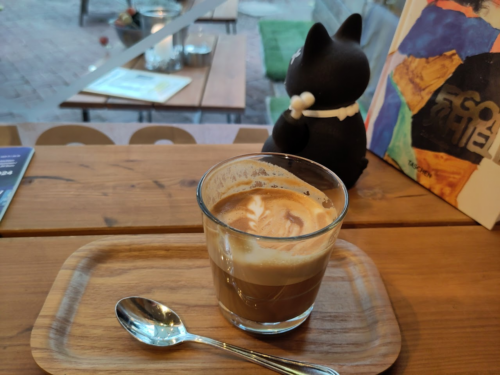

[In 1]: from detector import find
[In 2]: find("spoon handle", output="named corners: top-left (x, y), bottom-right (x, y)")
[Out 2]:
top-left (186, 334), bottom-right (339, 375)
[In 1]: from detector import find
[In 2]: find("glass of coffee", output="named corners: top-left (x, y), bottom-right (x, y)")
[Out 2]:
top-left (197, 153), bottom-right (348, 335)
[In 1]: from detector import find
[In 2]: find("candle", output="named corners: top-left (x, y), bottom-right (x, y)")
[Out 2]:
top-left (151, 23), bottom-right (173, 61)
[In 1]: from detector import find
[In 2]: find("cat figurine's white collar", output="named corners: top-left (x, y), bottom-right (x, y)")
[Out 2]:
top-left (289, 92), bottom-right (359, 121)
top-left (302, 102), bottom-right (360, 120)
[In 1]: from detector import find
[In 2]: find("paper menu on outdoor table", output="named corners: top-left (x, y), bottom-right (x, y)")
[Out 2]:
top-left (83, 67), bottom-right (191, 103)
top-left (0, 147), bottom-right (34, 222)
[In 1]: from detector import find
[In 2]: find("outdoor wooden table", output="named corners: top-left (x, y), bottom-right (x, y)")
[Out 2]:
top-left (196, 0), bottom-right (239, 34)
top-left (0, 144), bottom-right (475, 238)
top-left (1, 227), bottom-right (499, 374)
top-left (60, 34), bottom-right (246, 122)
top-left (81, 0), bottom-right (239, 32)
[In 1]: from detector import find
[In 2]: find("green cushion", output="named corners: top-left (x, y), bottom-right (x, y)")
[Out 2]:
top-left (259, 20), bottom-right (314, 81)
top-left (267, 96), bottom-right (290, 124)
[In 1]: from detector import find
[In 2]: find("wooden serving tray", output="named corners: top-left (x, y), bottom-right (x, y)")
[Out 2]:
top-left (31, 234), bottom-right (401, 375)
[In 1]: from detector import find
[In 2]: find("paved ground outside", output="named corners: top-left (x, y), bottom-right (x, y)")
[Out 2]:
top-left (0, 0), bottom-right (314, 126)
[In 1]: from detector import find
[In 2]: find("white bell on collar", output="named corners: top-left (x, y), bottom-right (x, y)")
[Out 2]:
top-left (289, 92), bottom-right (315, 119)
top-left (289, 92), bottom-right (359, 121)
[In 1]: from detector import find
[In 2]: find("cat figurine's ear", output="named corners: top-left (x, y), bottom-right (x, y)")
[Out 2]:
top-left (335, 13), bottom-right (362, 44)
top-left (301, 23), bottom-right (332, 64)
top-left (300, 16), bottom-right (362, 65)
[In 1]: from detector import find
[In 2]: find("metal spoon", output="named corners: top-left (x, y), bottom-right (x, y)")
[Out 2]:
top-left (115, 297), bottom-right (339, 375)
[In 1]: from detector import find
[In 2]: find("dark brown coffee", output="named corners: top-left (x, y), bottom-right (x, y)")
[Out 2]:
top-left (210, 258), bottom-right (326, 322)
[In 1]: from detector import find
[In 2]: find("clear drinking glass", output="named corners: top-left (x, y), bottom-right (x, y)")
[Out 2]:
top-left (138, 1), bottom-right (186, 72)
top-left (197, 153), bottom-right (348, 335)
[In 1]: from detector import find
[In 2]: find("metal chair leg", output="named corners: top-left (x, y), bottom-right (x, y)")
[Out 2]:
top-left (138, 111), bottom-right (144, 122)
top-left (193, 111), bottom-right (202, 124)
top-left (82, 109), bottom-right (90, 122)
top-left (235, 114), bottom-right (242, 124)
top-left (79, 0), bottom-right (87, 26)
top-left (232, 21), bottom-right (237, 34)
top-left (147, 110), bottom-right (153, 123)
top-left (225, 22), bottom-right (230, 34)
top-left (226, 114), bottom-right (231, 123)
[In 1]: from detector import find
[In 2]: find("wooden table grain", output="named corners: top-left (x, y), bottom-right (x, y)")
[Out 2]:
top-left (1, 227), bottom-right (499, 374)
top-left (0, 144), bottom-right (474, 237)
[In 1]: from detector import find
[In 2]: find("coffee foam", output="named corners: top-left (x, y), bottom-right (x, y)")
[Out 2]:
top-left (202, 158), bottom-right (341, 286)
top-left (202, 159), bottom-right (334, 211)
top-left (211, 188), bottom-right (333, 238)
top-left (205, 223), bottom-right (339, 285)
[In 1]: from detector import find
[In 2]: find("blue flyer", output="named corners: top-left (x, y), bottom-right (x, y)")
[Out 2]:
top-left (0, 147), bottom-right (35, 222)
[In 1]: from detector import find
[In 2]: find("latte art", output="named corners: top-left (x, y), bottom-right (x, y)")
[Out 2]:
top-left (212, 188), bottom-right (335, 237)
top-left (247, 195), bottom-right (270, 232)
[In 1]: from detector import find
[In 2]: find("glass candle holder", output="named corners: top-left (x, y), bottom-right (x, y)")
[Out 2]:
top-left (138, 1), bottom-right (186, 72)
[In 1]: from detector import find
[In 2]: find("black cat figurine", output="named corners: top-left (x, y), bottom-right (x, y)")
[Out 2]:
top-left (262, 15), bottom-right (370, 189)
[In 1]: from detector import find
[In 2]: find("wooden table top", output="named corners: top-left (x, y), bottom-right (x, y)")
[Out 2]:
top-left (1, 227), bottom-right (499, 374)
top-left (197, 0), bottom-right (238, 22)
top-left (0, 144), bottom-right (474, 237)
top-left (61, 34), bottom-right (246, 113)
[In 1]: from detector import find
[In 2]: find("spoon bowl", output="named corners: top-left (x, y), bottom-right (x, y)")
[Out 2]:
top-left (116, 296), bottom-right (187, 347)
top-left (116, 297), bottom-right (338, 375)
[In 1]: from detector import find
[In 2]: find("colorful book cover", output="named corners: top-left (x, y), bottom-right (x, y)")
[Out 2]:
top-left (365, 0), bottom-right (500, 229)
top-left (0, 147), bottom-right (35, 222)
